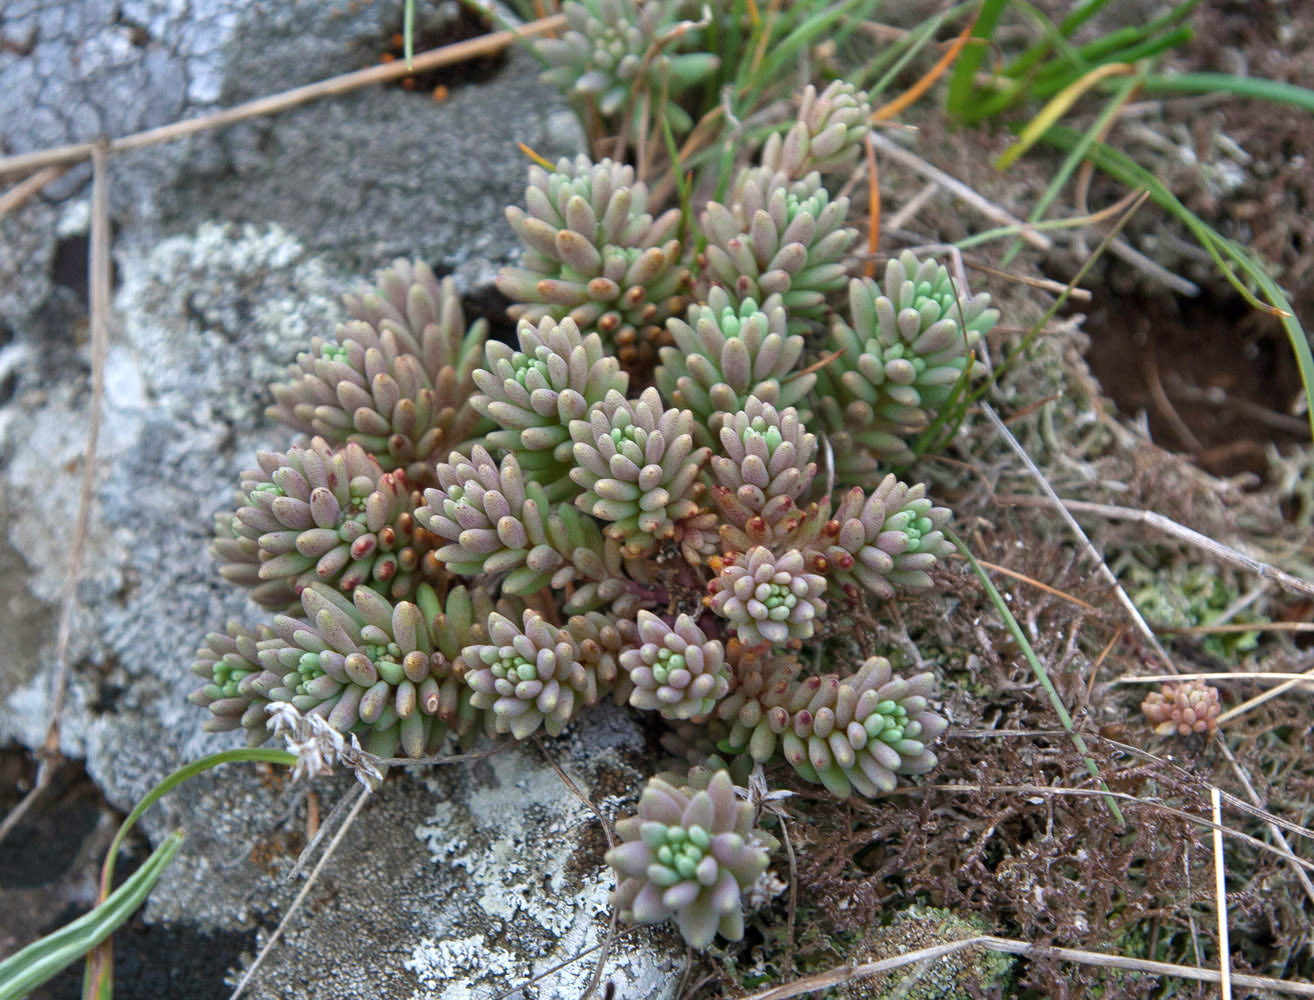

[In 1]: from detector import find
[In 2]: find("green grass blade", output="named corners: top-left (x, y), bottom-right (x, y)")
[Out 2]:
top-left (998, 66), bottom-right (1144, 266)
top-left (98, 747), bottom-right (297, 914)
top-left (947, 530), bottom-right (1126, 826)
top-left (863, 7), bottom-right (953, 96)
top-left (946, 0), bottom-right (1006, 119)
top-left (0, 832), bottom-right (184, 1000)
top-left (1000, 0), bottom-right (1108, 79)
top-left (404, 0), bottom-right (415, 69)
top-left (77, 747), bottom-right (297, 1000)
top-left (1025, 26), bottom-right (1192, 100)
top-left (1141, 71), bottom-right (1314, 112)
top-left (1040, 126), bottom-right (1314, 441)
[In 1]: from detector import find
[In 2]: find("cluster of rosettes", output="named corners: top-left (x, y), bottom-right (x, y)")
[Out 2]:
top-left (212, 438), bottom-right (444, 610)
top-left (535, 0), bottom-right (719, 135)
top-left (267, 260), bottom-right (489, 485)
top-left (192, 67), bottom-right (993, 955)
top-left (817, 250), bottom-right (997, 473)
top-left (1141, 679), bottom-right (1222, 737)
top-left (606, 769), bottom-right (776, 948)
top-left (497, 155), bottom-right (689, 375)
top-left (715, 653), bottom-right (947, 797)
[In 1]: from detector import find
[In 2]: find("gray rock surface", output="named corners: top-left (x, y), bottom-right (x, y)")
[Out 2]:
top-left (0, 2), bottom-right (683, 996)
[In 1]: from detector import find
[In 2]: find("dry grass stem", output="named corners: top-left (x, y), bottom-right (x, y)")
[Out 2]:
top-left (960, 257), bottom-right (1093, 301)
top-left (1218, 665), bottom-right (1314, 723)
top-left (1108, 235), bottom-right (1201, 296)
top-left (886, 180), bottom-right (939, 231)
top-left (1117, 671), bottom-right (1314, 685)
top-left (980, 403), bottom-right (1178, 673)
top-left (1211, 786), bottom-right (1233, 1000)
top-left (0, 15), bottom-right (567, 180)
top-left (995, 494), bottom-right (1314, 599)
top-left (0, 142), bottom-right (111, 848)
top-left (738, 935), bottom-right (1314, 1000)
top-left (867, 131), bottom-right (1053, 250)
top-left (1214, 737), bottom-right (1314, 907)
top-left (970, 557), bottom-right (1100, 612)
top-left (229, 787), bottom-right (373, 1000)
top-left (0, 163), bottom-right (71, 219)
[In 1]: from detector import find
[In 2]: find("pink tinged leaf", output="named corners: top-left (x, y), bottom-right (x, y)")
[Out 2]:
top-left (631, 882), bottom-right (669, 925)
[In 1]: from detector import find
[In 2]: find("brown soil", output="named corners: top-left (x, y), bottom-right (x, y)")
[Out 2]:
top-left (1082, 279), bottom-right (1309, 478)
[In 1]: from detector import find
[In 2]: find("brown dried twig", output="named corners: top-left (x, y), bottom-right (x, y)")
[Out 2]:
top-left (0, 16), bottom-right (566, 180)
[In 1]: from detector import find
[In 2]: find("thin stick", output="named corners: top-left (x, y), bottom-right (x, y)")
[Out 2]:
top-left (1211, 787), bottom-right (1233, 1000)
top-left (1214, 736), bottom-right (1314, 908)
top-left (1117, 671), bottom-right (1314, 686)
top-left (0, 142), bottom-right (111, 849)
top-left (969, 557), bottom-right (1099, 612)
top-left (1109, 236), bottom-right (1201, 297)
top-left (778, 813), bottom-right (798, 980)
top-left (959, 257), bottom-right (1093, 301)
top-left (867, 132), bottom-right (1052, 250)
top-left (887, 180), bottom-right (938, 231)
top-left (993, 494), bottom-right (1314, 600)
top-left (0, 16), bottom-right (567, 180)
top-left (1158, 621), bottom-right (1314, 635)
top-left (863, 134), bottom-right (880, 278)
top-left (980, 406), bottom-right (1178, 674)
top-left (1218, 665), bottom-right (1314, 724)
top-left (229, 787), bottom-right (372, 1000)
top-left (531, 735), bottom-right (617, 1000)
top-left (0, 163), bottom-right (70, 219)
top-left (737, 934), bottom-right (1314, 1000)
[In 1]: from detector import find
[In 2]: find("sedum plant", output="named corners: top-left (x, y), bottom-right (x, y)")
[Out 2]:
top-left (189, 53), bottom-right (989, 952)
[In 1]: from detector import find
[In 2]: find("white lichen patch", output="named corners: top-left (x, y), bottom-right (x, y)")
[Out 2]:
top-left (404, 934), bottom-right (519, 1000)
top-left (416, 746), bottom-right (594, 935)
top-left (408, 711), bottom-right (680, 1000)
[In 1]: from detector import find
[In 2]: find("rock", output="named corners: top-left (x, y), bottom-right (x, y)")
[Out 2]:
top-left (0, 2), bottom-right (678, 996)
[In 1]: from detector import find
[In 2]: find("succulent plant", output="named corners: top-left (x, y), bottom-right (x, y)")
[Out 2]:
top-left (569, 387), bottom-right (709, 557)
top-left (267, 259), bottom-right (489, 485)
top-left (760, 80), bottom-right (872, 179)
top-left (259, 583), bottom-right (449, 759)
top-left (816, 251), bottom-right (996, 470)
top-left (606, 769), bottom-right (775, 947)
top-left (497, 155), bottom-right (689, 374)
top-left (710, 398), bottom-right (818, 550)
top-left (709, 546), bottom-right (827, 648)
top-left (212, 438), bottom-right (445, 610)
top-left (701, 168), bottom-right (857, 330)
top-left (716, 655), bottom-right (947, 798)
top-left (1141, 679), bottom-right (1222, 737)
top-left (622, 610), bottom-right (730, 720)
top-left (472, 315), bottom-right (628, 499)
top-left (189, 623), bottom-right (285, 744)
top-left (188, 71), bottom-right (982, 958)
top-left (656, 290), bottom-right (814, 443)
top-left (535, 0), bottom-right (719, 135)
top-left (463, 609), bottom-right (595, 739)
top-left (820, 477), bottom-right (954, 599)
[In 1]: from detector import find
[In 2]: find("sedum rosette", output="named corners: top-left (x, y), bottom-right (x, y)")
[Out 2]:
top-left (709, 546), bottom-right (827, 647)
top-left (816, 251), bottom-right (997, 471)
top-left (606, 769), bottom-right (775, 947)
top-left (622, 610), bottom-right (730, 720)
top-left (463, 609), bottom-right (596, 739)
top-left (259, 583), bottom-right (450, 759)
top-left (656, 290), bottom-right (814, 444)
top-left (267, 259), bottom-right (489, 484)
top-left (569, 387), bottom-right (709, 556)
